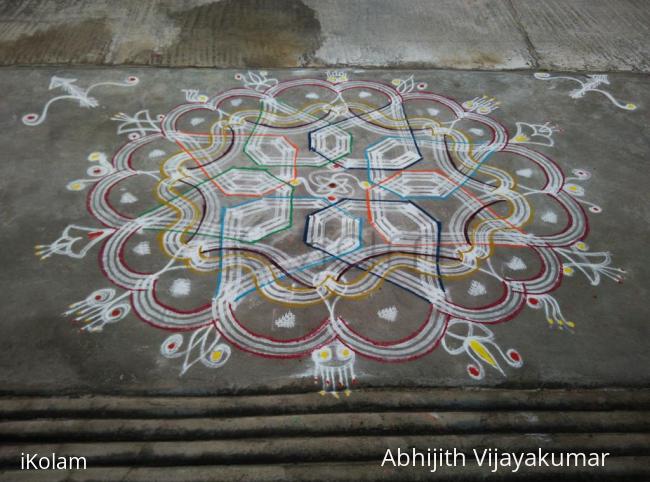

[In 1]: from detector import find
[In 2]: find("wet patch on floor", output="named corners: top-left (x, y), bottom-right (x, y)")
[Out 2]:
top-left (0, 18), bottom-right (112, 64)
top-left (162, 0), bottom-right (323, 67)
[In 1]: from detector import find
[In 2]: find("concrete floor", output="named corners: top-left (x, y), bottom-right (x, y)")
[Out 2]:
top-left (1, 66), bottom-right (648, 395)
top-left (0, 0), bottom-right (649, 71)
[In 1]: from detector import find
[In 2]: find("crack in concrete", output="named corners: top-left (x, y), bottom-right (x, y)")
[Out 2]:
top-left (505, 0), bottom-right (542, 70)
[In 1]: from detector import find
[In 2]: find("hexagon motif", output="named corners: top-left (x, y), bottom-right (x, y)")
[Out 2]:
top-left (305, 204), bottom-right (361, 257)
top-left (378, 171), bottom-right (457, 199)
top-left (309, 125), bottom-right (352, 162)
top-left (366, 137), bottom-right (421, 171)
top-left (223, 197), bottom-right (292, 243)
top-left (244, 136), bottom-right (297, 167)
top-left (370, 201), bottom-right (439, 247)
top-left (215, 168), bottom-right (285, 196)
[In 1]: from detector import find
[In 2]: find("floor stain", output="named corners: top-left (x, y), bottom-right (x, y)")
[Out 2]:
top-left (163, 0), bottom-right (322, 67)
top-left (0, 19), bottom-right (112, 65)
top-left (444, 52), bottom-right (506, 70)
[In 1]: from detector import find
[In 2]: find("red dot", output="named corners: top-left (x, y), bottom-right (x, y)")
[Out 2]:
top-left (327, 195), bottom-right (336, 201)
top-left (168, 342), bottom-right (176, 350)
top-left (528, 298), bottom-right (538, 306)
top-left (509, 351), bottom-right (521, 362)
top-left (468, 366), bottom-right (480, 377)
top-left (328, 183), bottom-right (337, 188)
top-left (95, 295), bottom-right (102, 300)
top-left (111, 309), bottom-right (121, 317)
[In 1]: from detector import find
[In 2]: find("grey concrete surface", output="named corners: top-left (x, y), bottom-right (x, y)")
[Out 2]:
top-left (0, 67), bottom-right (648, 395)
top-left (3, 458), bottom-right (650, 482)
top-left (4, 411), bottom-right (650, 441)
top-left (5, 389), bottom-right (650, 418)
top-left (0, 0), bottom-right (648, 71)
top-left (2, 390), bottom-right (649, 478)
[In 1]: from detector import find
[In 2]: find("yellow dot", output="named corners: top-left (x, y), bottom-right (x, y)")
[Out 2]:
top-left (361, 181), bottom-right (370, 189)
top-left (513, 134), bottom-right (529, 142)
top-left (319, 351), bottom-right (328, 360)
top-left (210, 350), bottom-right (223, 362)
top-left (547, 318), bottom-right (554, 325)
top-left (557, 319), bottom-right (564, 325)
top-left (626, 103), bottom-right (636, 110)
top-left (568, 185), bottom-right (578, 192)
top-left (566, 321), bottom-right (576, 328)
top-left (342, 349), bottom-right (350, 357)
top-left (289, 179), bottom-right (300, 186)
top-left (576, 242), bottom-right (587, 251)
top-left (199, 95), bottom-right (208, 102)
top-left (391, 79), bottom-right (401, 86)
top-left (563, 266), bottom-right (574, 275)
top-left (69, 182), bottom-right (83, 191)
top-left (88, 152), bottom-right (102, 161)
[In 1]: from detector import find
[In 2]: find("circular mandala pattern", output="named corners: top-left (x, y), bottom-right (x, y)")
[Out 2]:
top-left (39, 72), bottom-right (626, 388)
